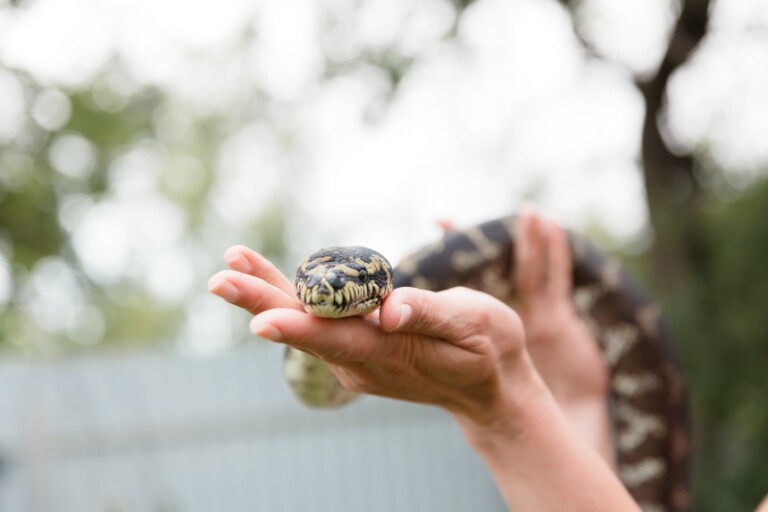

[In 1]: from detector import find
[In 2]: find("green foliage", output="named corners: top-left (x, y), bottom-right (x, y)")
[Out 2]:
top-left (653, 179), bottom-right (768, 511)
top-left (67, 91), bottom-right (157, 150)
top-left (0, 164), bottom-right (63, 267)
top-left (0, 72), bottom-right (289, 354)
top-left (696, 182), bottom-right (768, 509)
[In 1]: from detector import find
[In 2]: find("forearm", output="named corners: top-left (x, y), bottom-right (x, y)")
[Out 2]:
top-left (560, 397), bottom-right (617, 471)
top-left (455, 359), bottom-right (639, 511)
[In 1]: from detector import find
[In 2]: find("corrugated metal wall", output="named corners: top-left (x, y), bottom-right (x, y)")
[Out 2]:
top-left (0, 344), bottom-right (506, 511)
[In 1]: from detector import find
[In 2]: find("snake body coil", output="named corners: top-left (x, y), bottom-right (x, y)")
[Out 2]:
top-left (285, 215), bottom-right (690, 512)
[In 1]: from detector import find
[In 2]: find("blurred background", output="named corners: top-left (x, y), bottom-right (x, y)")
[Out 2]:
top-left (0, 0), bottom-right (767, 509)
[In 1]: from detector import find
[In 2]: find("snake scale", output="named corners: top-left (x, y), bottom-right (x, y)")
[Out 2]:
top-left (283, 215), bottom-right (690, 512)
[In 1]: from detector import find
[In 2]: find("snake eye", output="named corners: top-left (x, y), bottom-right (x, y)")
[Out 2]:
top-left (358, 269), bottom-right (369, 282)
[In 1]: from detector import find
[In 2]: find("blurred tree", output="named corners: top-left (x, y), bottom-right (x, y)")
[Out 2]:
top-left (0, 71), bottom-right (290, 353)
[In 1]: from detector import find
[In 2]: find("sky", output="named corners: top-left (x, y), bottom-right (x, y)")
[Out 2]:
top-left (1, 0), bottom-right (767, 352)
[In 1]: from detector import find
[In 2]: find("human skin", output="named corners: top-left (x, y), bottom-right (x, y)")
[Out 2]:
top-left (512, 207), bottom-right (615, 468)
top-left (208, 231), bottom-right (638, 510)
top-left (439, 208), bottom-right (615, 466)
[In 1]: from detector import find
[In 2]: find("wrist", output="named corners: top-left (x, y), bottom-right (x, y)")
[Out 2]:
top-left (452, 352), bottom-right (551, 448)
top-left (452, 363), bottom-right (639, 512)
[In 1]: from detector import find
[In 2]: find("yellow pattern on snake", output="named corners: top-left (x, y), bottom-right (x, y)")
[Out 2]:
top-left (283, 215), bottom-right (690, 512)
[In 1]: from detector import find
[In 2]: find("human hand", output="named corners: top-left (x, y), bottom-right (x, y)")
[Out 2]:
top-left (514, 207), bottom-right (608, 402)
top-left (208, 245), bottom-right (303, 313)
top-left (208, 245), bottom-right (538, 430)
top-left (513, 207), bottom-right (614, 465)
top-left (209, 242), bottom-right (636, 511)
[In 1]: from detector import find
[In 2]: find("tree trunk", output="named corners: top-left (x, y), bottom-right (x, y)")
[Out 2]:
top-left (637, 0), bottom-right (711, 289)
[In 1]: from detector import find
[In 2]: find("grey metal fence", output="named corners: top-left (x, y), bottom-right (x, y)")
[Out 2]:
top-left (0, 344), bottom-right (506, 512)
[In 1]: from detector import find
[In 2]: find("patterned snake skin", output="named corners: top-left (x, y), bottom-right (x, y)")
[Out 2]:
top-left (284, 215), bottom-right (690, 511)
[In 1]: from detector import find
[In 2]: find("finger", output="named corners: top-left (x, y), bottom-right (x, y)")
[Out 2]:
top-left (208, 270), bottom-right (302, 315)
top-left (514, 205), bottom-right (544, 297)
top-left (250, 308), bottom-right (385, 362)
top-left (543, 219), bottom-right (573, 299)
top-left (223, 245), bottom-right (295, 296)
top-left (379, 287), bottom-right (509, 343)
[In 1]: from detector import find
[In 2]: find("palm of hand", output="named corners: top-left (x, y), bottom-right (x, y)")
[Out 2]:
top-left (210, 245), bottom-right (529, 425)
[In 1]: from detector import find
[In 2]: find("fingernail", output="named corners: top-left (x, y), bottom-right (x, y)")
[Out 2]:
top-left (208, 276), bottom-right (240, 303)
top-left (251, 321), bottom-right (282, 341)
top-left (396, 304), bottom-right (412, 330)
top-left (224, 247), bottom-right (252, 273)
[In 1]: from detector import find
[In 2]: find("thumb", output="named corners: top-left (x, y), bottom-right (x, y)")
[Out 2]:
top-left (379, 287), bottom-right (420, 332)
top-left (380, 287), bottom-right (497, 341)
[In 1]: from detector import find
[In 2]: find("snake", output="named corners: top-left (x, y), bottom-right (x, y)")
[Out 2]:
top-left (282, 215), bottom-right (690, 512)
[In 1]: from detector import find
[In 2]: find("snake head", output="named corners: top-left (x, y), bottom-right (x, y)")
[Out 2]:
top-left (295, 246), bottom-right (393, 318)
